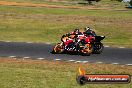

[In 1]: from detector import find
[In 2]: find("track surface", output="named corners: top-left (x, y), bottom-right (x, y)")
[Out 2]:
top-left (0, 41), bottom-right (132, 65)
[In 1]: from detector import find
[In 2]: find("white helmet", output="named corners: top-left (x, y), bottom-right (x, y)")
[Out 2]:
top-left (84, 27), bottom-right (91, 32)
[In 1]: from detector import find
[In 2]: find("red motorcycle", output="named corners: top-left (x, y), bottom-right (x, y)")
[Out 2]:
top-left (52, 34), bottom-right (96, 56)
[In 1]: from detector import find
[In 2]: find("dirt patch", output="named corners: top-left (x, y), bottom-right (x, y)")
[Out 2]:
top-left (0, 1), bottom-right (107, 10)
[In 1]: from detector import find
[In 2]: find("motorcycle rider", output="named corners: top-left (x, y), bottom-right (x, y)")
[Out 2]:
top-left (61, 35), bottom-right (73, 50)
top-left (64, 28), bottom-right (83, 51)
top-left (66, 28), bottom-right (82, 38)
top-left (63, 27), bottom-right (97, 51)
top-left (83, 27), bottom-right (96, 43)
top-left (83, 27), bottom-right (97, 37)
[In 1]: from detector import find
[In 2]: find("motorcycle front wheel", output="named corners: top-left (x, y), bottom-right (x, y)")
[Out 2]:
top-left (52, 43), bottom-right (64, 54)
top-left (80, 44), bottom-right (92, 56)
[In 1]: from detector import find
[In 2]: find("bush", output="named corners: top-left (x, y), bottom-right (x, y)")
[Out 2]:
top-left (130, 0), bottom-right (132, 6)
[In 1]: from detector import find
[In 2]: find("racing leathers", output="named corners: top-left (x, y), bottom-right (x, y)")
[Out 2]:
top-left (62, 28), bottom-right (96, 51)
top-left (83, 29), bottom-right (97, 37)
top-left (64, 31), bottom-right (84, 51)
top-left (61, 35), bottom-right (73, 50)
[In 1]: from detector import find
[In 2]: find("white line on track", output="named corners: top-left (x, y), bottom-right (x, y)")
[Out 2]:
top-left (5, 41), bottom-right (11, 42)
top-left (27, 42), bottom-right (33, 43)
top-left (6, 55), bottom-right (132, 66)
top-left (82, 61), bottom-right (89, 63)
top-left (37, 58), bottom-right (45, 60)
top-left (9, 56), bottom-right (16, 58)
top-left (23, 57), bottom-right (30, 59)
top-left (74, 61), bottom-right (82, 63)
top-left (104, 45), bottom-right (110, 48)
top-left (126, 64), bottom-right (132, 66)
top-left (96, 62), bottom-right (103, 64)
top-left (68, 60), bottom-right (75, 62)
top-left (54, 59), bottom-right (61, 61)
top-left (112, 63), bottom-right (119, 65)
top-left (119, 47), bottom-right (125, 48)
top-left (45, 42), bottom-right (51, 44)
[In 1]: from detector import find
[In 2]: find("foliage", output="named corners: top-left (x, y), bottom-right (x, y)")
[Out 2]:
top-left (130, 0), bottom-right (132, 5)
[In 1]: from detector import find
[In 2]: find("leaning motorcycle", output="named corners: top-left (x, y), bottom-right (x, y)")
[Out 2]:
top-left (52, 34), bottom-right (105, 56)
top-left (52, 35), bottom-right (94, 56)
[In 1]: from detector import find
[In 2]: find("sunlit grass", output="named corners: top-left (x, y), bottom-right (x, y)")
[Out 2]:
top-left (0, 58), bottom-right (131, 88)
top-left (0, 1), bottom-right (131, 47)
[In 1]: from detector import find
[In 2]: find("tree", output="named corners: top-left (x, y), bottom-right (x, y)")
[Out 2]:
top-left (115, 0), bottom-right (132, 6)
top-left (130, 0), bottom-right (132, 5)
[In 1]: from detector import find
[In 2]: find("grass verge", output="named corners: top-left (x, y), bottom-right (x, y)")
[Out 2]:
top-left (0, 2), bottom-right (131, 47)
top-left (0, 58), bottom-right (131, 88)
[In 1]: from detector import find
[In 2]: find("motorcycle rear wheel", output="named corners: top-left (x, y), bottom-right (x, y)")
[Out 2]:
top-left (93, 42), bottom-right (104, 54)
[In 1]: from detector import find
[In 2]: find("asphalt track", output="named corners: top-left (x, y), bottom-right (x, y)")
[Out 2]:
top-left (0, 41), bottom-right (132, 65)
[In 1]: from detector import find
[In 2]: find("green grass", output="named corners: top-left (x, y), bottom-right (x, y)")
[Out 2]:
top-left (0, 0), bottom-right (132, 47)
top-left (0, 5), bottom-right (131, 47)
top-left (0, 5), bottom-right (132, 17)
top-left (0, 58), bottom-right (132, 88)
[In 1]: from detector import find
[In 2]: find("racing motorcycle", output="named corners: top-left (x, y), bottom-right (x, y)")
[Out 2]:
top-left (52, 34), bottom-right (105, 56)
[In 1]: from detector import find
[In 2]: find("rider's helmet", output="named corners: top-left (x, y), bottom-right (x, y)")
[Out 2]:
top-left (84, 27), bottom-right (91, 32)
top-left (74, 28), bottom-right (80, 34)
top-left (62, 35), bottom-right (66, 38)
top-left (84, 27), bottom-right (94, 36)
